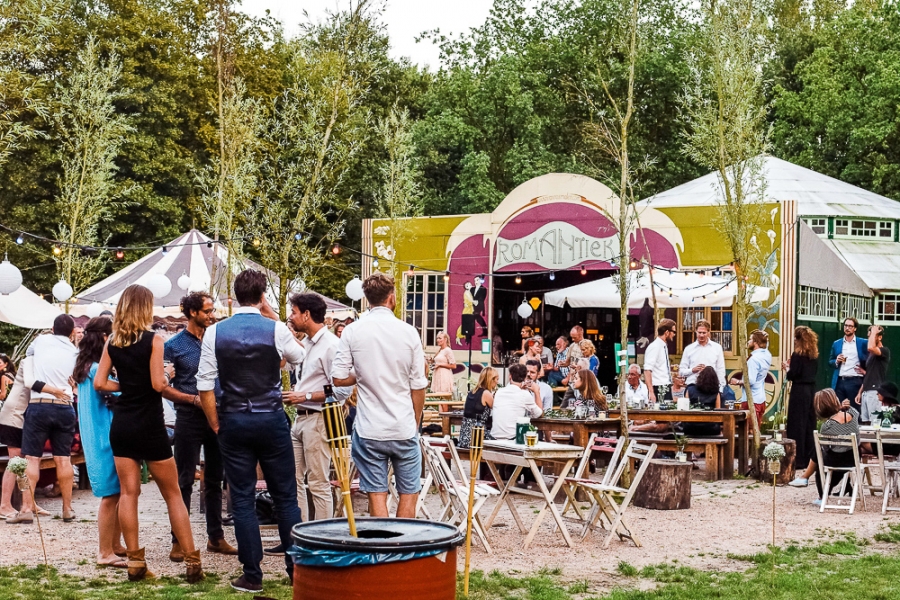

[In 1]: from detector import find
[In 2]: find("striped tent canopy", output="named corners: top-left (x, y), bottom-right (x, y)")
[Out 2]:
top-left (65, 230), bottom-right (353, 318)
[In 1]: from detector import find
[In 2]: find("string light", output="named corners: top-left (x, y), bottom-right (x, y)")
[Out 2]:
top-left (207, 241), bottom-right (213, 248)
top-left (15, 234), bottom-right (23, 245)
top-left (331, 243), bottom-right (341, 256)
top-left (52, 245), bottom-right (61, 256)
top-left (115, 247), bottom-right (125, 260)
top-left (629, 259), bottom-right (639, 270)
top-left (372, 258), bottom-right (379, 269)
top-left (294, 233), bottom-right (302, 241)
top-left (162, 246), bottom-right (168, 255)
top-left (515, 274), bottom-right (522, 285)
top-left (407, 265), bottom-right (414, 276)
top-left (549, 271), bottom-right (555, 281)
top-left (580, 265), bottom-right (587, 276)
top-left (252, 238), bottom-right (261, 247)
top-left (443, 271), bottom-right (450, 282)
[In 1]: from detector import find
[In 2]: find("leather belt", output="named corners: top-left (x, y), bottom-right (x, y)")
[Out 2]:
top-left (295, 409), bottom-right (322, 417)
top-left (839, 375), bottom-right (863, 380)
top-left (29, 398), bottom-right (73, 406)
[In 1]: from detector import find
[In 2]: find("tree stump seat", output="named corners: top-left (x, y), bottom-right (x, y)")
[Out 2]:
top-left (633, 459), bottom-right (692, 510)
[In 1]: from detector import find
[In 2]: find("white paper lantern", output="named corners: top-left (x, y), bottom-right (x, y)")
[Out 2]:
top-left (85, 302), bottom-right (103, 318)
top-left (345, 276), bottom-right (364, 301)
top-left (0, 255), bottom-right (23, 295)
top-left (177, 272), bottom-right (192, 291)
top-left (517, 300), bottom-right (533, 319)
top-left (144, 273), bottom-right (172, 299)
top-left (52, 279), bottom-right (73, 302)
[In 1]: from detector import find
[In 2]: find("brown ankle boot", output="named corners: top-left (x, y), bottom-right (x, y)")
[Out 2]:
top-left (126, 548), bottom-right (156, 582)
top-left (207, 537), bottom-right (238, 555)
top-left (184, 549), bottom-right (204, 583)
top-left (169, 541), bottom-right (184, 563)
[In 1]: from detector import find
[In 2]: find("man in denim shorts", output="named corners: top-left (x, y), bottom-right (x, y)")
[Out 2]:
top-left (333, 272), bottom-right (428, 517)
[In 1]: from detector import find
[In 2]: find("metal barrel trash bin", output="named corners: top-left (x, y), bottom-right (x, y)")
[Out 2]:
top-left (289, 518), bottom-right (465, 600)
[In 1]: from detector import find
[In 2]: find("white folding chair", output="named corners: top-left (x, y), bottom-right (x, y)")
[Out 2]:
top-left (560, 435), bottom-right (626, 523)
top-left (573, 439), bottom-right (657, 548)
top-left (860, 431), bottom-right (900, 514)
top-left (813, 432), bottom-right (866, 514)
top-left (419, 437), bottom-right (497, 553)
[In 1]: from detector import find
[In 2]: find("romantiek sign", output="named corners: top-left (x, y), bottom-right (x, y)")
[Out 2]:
top-left (493, 221), bottom-right (619, 271)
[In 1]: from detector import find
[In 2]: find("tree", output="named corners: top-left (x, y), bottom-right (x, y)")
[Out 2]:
top-left (681, 0), bottom-right (771, 454)
top-left (374, 105), bottom-right (424, 314)
top-left (52, 36), bottom-right (132, 303)
top-left (248, 1), bottom-right (381, 318)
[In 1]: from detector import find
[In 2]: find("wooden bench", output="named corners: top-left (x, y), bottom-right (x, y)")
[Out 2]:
top-left (627, 437), bottom-right (727, 481)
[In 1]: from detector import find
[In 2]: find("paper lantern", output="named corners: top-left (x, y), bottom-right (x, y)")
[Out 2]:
top-left (177, 272), bottom-right (192, 291)
top-left (144, 273), bottom-right (172, 299)
top-left (517, 300), bottom-right (533, 319)
top-left (345, 276), bottom-right (364, 301)
top-left (52, 279), bottom-right (73, 302)
top-left (0, 255), bottom-right (23, 295)
top-left (85, 302), bottom-right (103, 318)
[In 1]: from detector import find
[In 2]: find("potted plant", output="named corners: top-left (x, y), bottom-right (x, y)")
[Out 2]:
top-left (874, 407), bottom-right (895, 430)
top-left (673, 432), bottom-right (690, 462)
top-left (763, 442), bottom-right (786, 475)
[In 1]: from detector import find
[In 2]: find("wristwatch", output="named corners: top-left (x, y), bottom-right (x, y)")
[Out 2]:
top-left (305, 392), bottom-right (313, 402)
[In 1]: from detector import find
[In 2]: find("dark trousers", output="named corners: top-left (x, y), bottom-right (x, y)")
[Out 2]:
top-left (835, 376), bottom-right (864, 413)
top-left (218, 411), bottom-right (300, 584)
top-left (172, 407), bottom-right (224, 543)
top-left (814, 448), bottom-right (857, 498)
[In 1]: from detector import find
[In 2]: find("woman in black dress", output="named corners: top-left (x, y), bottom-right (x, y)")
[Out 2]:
top-left (95, 285), bottom-right (202, 583)
top-left (785, 326), bottom-right (819, 483)
top-left (458, 367), bottom-right (498, 448)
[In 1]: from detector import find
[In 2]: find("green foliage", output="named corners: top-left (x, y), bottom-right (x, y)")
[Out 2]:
top-left (616, 560), bottom-right (638, 576)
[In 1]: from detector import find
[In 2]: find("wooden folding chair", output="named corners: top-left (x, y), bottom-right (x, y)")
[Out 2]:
top-left (860, 431), bottom-right (900, 514)
top-left (573, 439), bottom-right (657, 548)
top-left (560, 435), bottom-right (625, 523)
top-left (814, 432), bottom-right (866, 514)
top-left (419, 437), bottom-right (497, 553)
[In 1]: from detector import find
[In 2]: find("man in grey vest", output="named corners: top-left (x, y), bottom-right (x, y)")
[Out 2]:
top-left (197, 269), bottom-right (306, 594)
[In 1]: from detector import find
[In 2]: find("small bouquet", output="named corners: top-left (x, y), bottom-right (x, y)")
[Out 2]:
top-left (874, 406), bottom-right (895, 429)
top-left (7, 456), bottom-right (27, 477)
top-left (763, 442), bottom-right (786, 475)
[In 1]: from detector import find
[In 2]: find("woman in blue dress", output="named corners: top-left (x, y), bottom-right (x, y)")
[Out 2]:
top-left (73, 316), bottom-right (126, 567)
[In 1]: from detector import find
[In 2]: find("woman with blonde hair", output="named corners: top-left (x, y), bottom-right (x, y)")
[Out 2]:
top-left (458, 366), bottom-right (498, 448)
top-left (785, 326), bottom-right (820, 485)
top-left (95, 285), bottom-right (202, 582)
top-left (430, 331), bottom-right (456, 394)
top-left (579, 339), bottom-right (599, 376)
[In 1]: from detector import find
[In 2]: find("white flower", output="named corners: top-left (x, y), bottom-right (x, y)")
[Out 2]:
top-left (8, 456), bottom-right (27, 477)
top-left (763, 442), bottom-right (786, 461)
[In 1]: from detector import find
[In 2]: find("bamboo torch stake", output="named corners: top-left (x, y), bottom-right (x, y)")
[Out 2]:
top-left (464, 426), bottom-right (484, 597)
top-left (323, 386), bottom-right (357, 537)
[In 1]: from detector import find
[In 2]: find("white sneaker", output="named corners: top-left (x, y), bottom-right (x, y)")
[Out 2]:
top-left (812, 498), bottom-right (822, 506)
top-left (788, 477), bottom-right (809, 487)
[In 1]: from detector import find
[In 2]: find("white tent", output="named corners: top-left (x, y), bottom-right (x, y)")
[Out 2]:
top-left (544, 269), bottom-right (771, 309)
top-left (0, 285), bottom-right (62, 329)
top-left (64, 230), bottom-right (354, 319)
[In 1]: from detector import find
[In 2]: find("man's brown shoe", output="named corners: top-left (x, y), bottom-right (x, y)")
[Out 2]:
top-left (207, 538), bottom-right (238, 555)
top-left (169, 542), bottom-right (185, 563)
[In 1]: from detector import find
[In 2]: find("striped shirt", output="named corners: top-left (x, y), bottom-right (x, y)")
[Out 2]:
top-left (820, 408), bottom-right (859, 453)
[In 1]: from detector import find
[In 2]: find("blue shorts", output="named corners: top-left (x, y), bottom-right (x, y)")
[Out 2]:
top-left (351, 430), bottom-right (422, 495)
top-left (22, 403), bottom-right (76, 457)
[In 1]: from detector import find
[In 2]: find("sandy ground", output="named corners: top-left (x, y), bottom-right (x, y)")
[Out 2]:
top-left (1, 471), bottom-right (898, 590)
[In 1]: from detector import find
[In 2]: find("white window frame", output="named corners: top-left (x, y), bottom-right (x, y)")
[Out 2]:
top-left (403, 272), bottom-right (447, 348)
top-left (804, 217), bottom-right (827, 235)
top-left (833, 218), bottom-right (894, 240)
top-left (876, 293), bottom-right (900, 324)
top-left (799, 285), bottom-right (873, 324)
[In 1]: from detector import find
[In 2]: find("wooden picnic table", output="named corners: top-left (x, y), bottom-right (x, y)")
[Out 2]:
top-left (480, 439), bottom-right (584, 549)
top-left (530, 417), bottom-right (622, 448)
top-left (609, 409), bottom-right (749, 479)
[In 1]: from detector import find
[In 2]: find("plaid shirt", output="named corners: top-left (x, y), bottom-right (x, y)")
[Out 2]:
top-left (555, 347), bottom-right (569, 377)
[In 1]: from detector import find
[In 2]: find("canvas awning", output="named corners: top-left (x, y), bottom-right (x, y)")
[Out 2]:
top-left (0, 285), bottom-right (62, 329)
top-left (797, 220), bottom-right (873, 297)
top-left (544, 269), bottom-right (771, 309)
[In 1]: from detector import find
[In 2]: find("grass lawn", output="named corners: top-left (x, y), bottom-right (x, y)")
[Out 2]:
top-left (3, 528), bottom-right (900, 599)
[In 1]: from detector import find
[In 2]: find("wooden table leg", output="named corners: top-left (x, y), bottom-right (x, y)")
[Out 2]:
top-left (484, 461), bottom-right (526, 533)
top-left (738, 419), bottom-right (749, 475)
top-left (441, 414), bottom-right (450, 436)
top-left (722, 415), bottom-right (735, 479)
top-left (574, 426), bottom-right (587, 450)
top-left (523, 458), bottom-right (576, 549)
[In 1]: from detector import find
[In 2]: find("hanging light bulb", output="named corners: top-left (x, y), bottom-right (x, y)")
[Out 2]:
top-left (443, 271), bottom-right (450, 282)
top-left (207, 241), bottom-right (213, 249)
top-left (331, 243), bottom-right (341, 256)
top-left (372, 258), bottom-right (379, 269)
top-left (549, 271), bottom-right (555, 281)
top-left (629, 259), bottom-right (639, 270)
top-left (162, 246), bottom-right (169, 255)
top-left (580, 265), bottom-right (587, 276)
top-left (515, 274), bottom-right (522, 285)
top-left (115, 247), bottom-right (125, 260)
top-left (294, 233), bottom-right (302, 241)
top-left (15, 234), bottom-right (23, 245)
top-left (52, 244), bottom-right (62, 256)
top-left (52, 279), bottom-right (73, 302)
top-left (712, 268), bottom-right (722, 277)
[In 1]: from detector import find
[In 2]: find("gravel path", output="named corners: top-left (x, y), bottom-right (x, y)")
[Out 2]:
top-left (1, 474), bottom-right (895, 588)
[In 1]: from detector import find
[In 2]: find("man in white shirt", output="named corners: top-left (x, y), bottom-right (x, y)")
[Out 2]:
top-left (524, 359), bottom-right (553, 410)
top-left (644, 318), bottom-right (676, 403)
top-left (332, 272), bottom-right (428, 518)
top-left (625, 364), bottom-right (650, 407)
top-left (282, 293), bottom-right (351, 522)
top-left (196, 269), bottom-right (306, 592)
top-left (490, 364), bottom-right (543, 439)
top-left (679, 319), bottom-right (726, 396)
top-left (733, 330), bottom-right (772, 427)
top-left (17, 315), bottom-right (79, 524)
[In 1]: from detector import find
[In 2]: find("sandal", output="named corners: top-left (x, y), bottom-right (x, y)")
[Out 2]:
top-left (35, 508), bottom-right (51, 517)
top-left (0, 512), bottom-right (16, 520)
top-left (97, 557), bottom-right (128, 569)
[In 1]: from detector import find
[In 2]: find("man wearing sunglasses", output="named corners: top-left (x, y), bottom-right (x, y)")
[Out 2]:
top-left (828, 317), bottom-right (869, 412)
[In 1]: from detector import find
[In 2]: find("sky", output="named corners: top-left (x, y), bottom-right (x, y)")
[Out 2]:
top-left (239, 0), bottom-right (496, 69)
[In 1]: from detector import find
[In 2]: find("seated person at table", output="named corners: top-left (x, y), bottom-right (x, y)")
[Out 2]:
top-left (490, 364), bottom-right (543, 440)
top-left (874, 382), bottom-right (900, 456)
top-left (525, 360), bottom-right (554, 411)
top-left (560, 369), bottom-right (607, 412)
top-left (458, 367), bottom-right (497, 448)
top-left (624, 364), bottom-right (649, 407)
top-left (811, 388), bottom-right (860, 504)
top-left (681, 366), bottom-right (722, 437)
